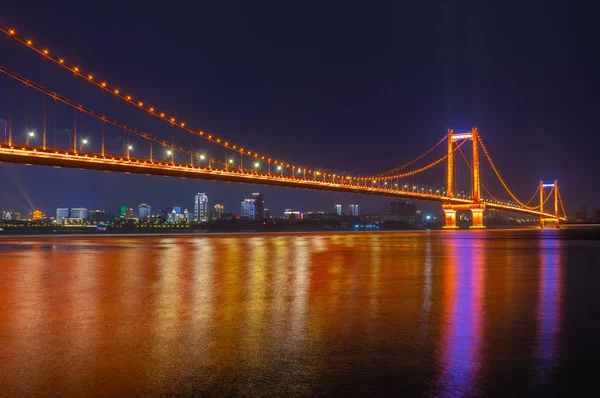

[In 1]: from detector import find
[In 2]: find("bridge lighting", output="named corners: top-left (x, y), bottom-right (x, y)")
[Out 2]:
top-left (254, 162), bottom-right (260, 168)
top-left (128, 145), bottom-right (133, 150)
top-left (166, 150), bottom-right (172, 155)
top-left (404, 185), bottom-right (407, 188)
top-left (28, 131), bottom-right (35, 137)
top-left (277, 166), bottom-right (282, 170)
top-left (229, 159), bottom-right (234, 164)
top-left (199, 154), bottom-right (206, 160)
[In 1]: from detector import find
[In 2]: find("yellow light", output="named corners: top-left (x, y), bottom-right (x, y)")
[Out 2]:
top-left (199, 154), bottom-right (205, 160)
top-left (254, 162), bottom-right (259, 168)
top-left (59, 59), bottom-right (64, 63)
top-left (43, 49), bottom-right (48, 54)
top-left (181, 122), bottom-right (185, 127)
top-left (74, 67), bottom-right (79, 72)
top-left (9, 30), bottom-right (14, 35)
top-left (171, 118), bottom-right (175, 122)
top-left (127, 96), bottom-right (131, 100)
top-left (128, 145), bottom-right (133, 150)
top-left (229, 159), bottom-right (233, 164)
top-left (115, 89), bottom-right (119, 94)
top-left (167, 150), bottom-right (172, 155)
top-left (27, 40), bottom-right (32, 45)
top-left (160, 113), bottom-right (165, 117)
top-left (101, 82), bottom-right (106, 87)
top-left (138, 102), bottom-right (143, 106)
top-left (277, 166), bottom-right (282, 170)
top-left (150, 107), bottom-right (154, 111)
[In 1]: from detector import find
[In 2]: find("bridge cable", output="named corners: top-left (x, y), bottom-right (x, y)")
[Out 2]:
top-left (456, 144), bottom-right (503, 203)
top-left (368, 133), bottom-right (448, 177)
top-left (477, 134), bottom-right (540, 209)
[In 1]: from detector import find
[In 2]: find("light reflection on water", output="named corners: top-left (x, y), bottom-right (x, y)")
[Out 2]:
top-left (0, 230), bottom-right (592, 396)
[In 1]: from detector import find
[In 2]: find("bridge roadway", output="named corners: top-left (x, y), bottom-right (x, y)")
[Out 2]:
top-left (0, 145), bottom-right (562, 221)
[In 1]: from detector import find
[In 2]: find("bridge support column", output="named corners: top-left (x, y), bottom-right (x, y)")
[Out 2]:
top-left (470, 207), bottom-right (486, 229)
top-left (442, 207), bottom-right (459, 229)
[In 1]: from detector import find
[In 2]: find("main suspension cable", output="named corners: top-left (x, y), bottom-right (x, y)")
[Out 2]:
top-left (477, 134), bottom-right (539, 209)
top-left (369, 133), bottom-right (448, 177)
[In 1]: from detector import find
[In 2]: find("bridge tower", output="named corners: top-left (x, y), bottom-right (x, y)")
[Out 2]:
top-left (443, 127), bottom-right (486, 229)
top-left (539, 180), bottom-right (560, 228)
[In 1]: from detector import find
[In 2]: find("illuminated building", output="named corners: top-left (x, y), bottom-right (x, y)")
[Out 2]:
top-left (70, 207), bottom-right (88, 219)
top-left (335, 204), bottom-right (342, 216)
top-left (89, 210), bottom-right (105, 223)
top-left (284, 209), bottom-right (301, 220)
top-left (120, 205), bottom-right (127, 217)
top-left (241, 199), bottom-right (255, 220)
top-left (56, 208), bottom-right (70, 223)
top-left (138, 204), bottom-right (151, 220)
top-left (252, 193), bottom-right (264, 220)
top-left (125, 208), bottom-right (134, 219)
top-left (194, 193), bottom-right (209, 222)
top-left (184, 209), bottom-right (194, 222)
top-left (264, 207), bottom-right (270, 219)
top-left (31, 210), bottom-right (43, 221)
top-left (350, 204), bottom-right (359, 216)
top-left (214, 204), bottom-right (224, 220)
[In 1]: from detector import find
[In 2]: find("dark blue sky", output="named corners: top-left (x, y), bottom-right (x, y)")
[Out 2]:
top-left (0, 0), bottom-right (598, 217)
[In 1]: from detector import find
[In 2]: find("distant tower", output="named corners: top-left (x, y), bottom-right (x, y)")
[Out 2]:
top-left (350, 204), bottom-right (358, 216)
top-left (214, 204), bottom-right (224, 220)
top-left (138, 204), bottom-right (151, 220)
top-left (335, 204), bottom-right (342, 216)
top-left (252, 193), bottom-right (264, 220)
top-left (241, 199), bottom-right (256, 219)
top-left (194, 193), bottom-right (209, 222)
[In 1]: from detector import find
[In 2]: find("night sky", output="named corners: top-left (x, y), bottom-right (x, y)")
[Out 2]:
top-left (0, 1), bottom-right (598, 217)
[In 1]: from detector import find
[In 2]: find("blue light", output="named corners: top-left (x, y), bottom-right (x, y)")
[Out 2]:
top-left (542, 183), bottom-right (554, 188)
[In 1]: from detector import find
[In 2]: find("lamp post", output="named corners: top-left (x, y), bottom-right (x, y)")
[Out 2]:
top-left (26, 131), bottom-right (35, 146)
top-left (80, 138), bottom-right (88, 153)
top-left (126, 145), bottom-right (133, 159)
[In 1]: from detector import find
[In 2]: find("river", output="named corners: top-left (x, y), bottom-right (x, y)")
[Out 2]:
top-left (1, 230), bottom-right (599, 396)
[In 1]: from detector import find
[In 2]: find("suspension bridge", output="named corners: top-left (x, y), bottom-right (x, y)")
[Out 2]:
top-left (0, 25), bottom-right (567, 228)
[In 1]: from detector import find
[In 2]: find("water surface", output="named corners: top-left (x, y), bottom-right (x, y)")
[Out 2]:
top-left (1, 230), bottom-right (599, 396)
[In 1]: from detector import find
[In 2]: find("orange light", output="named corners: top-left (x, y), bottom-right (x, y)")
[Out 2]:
top-left (150, 107), bottom-right (154, 111)
top-left (27, 40), bottom-right (32, 45)
top-left (101, 82), bottom-right (106, 87)
top-left (115, 89), bottom-right (119, 94)
top-left (74, 67), bottom-right (79, 72)
top-left (59, 59), bottom-right (64, 63)
top-left (160, 113), bottom-right (165, 117)
top-left (181, 122), bottom-right (185, 127)
top-left (9, 30), bottom-right (14, 35)
top-left (127, 96), bottom-right (131, 100)
top-left (171, 118), bottom-right (175, 122)
top-left (138, 102), bottom-right (143, 106)
top-left (208, 135), bottom-right (212, 139)
top-left (43, 49), bottom-right (48, 54)
top-left (88, 75), bottom-right (93, 80)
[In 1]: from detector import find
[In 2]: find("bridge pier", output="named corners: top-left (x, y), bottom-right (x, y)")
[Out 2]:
top-left (442, 204), bottom-right (487, 229)
top-left (442, 208), bottom-right (459, 229)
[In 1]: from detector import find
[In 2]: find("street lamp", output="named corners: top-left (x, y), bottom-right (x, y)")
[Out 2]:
top-left (80, 138), bottom-right (88, 152)
top-left (26, 131), bottom-right (35, 146)
top-left (277, 165), bottom-right (282, 176)
top-left (254, 161), bottom-right (260, 172)
top-left (127, 145), bottom-right (133, 159)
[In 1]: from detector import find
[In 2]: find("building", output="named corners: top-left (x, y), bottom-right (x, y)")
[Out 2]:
top-left (264, 207), bottom-right (271, 219)
top-left (184, 209), bottom-right (194, 222)
top-left (125, 208), bottom-right (134, 219)
top-left (31, 210), bottom-right (44, 221)
top-left (56, 208), bottom-right (70, 223)
top-left (2, 211), bottom-right (21, 220)
top-left (350, 204), bottom-right (359, 216)
top-left (120, 205), bottom-right (128, 217)
top-left (138, 204), bottom-right (151, 220)
top-left (252, 193), bottom-right (264, 220)
top-left (390, 201), bottom-right (416, 224)
top-left (335, 204), bottom-right (342, 216)
top-left (241, 199), bottom-right (255, 220)
top-left (284, 209), bottom-right (301, 220)
top-left (89, 210), bottom-right (105, 224)
top-left (214, 204), bottom-right (224, 220)
top-left (70, 207), bottom-right (88, 219)
top-left (194, 193), bottom-right (209, 222)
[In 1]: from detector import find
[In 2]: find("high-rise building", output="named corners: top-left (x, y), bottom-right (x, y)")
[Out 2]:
top-left (194, 193), bottom-right (209, 222)
top-left (125, 208), bottom-right (134, 219)
top-left (214, 204), bottom-right (224, 220)
top-left (241, 199), bottom-right (255, 219)
top-left (335, 204), bottom-right (342, 216)
top-left (252, 193), bottom-right (264, 220)
top-left (390, 201), bottom-right (417, 223)
top-left (89, 210), bottom-right (105, 223)
top-left (56, 208), bottom-right (70, 223)
top-left (70, 207), bottom-right (88, 219)
top-left (120, 205), bottom-right (127, 217)
top-left (264, 207), bottom-right (271, 219)
top-left (139, 204), bottom-right (151, 220)
top-left (184, 209), bottom-right (194, 222)
top-left (350, 204), bottom-right (359, 216)
top-left (173, 206), bottom-right (181, 215)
